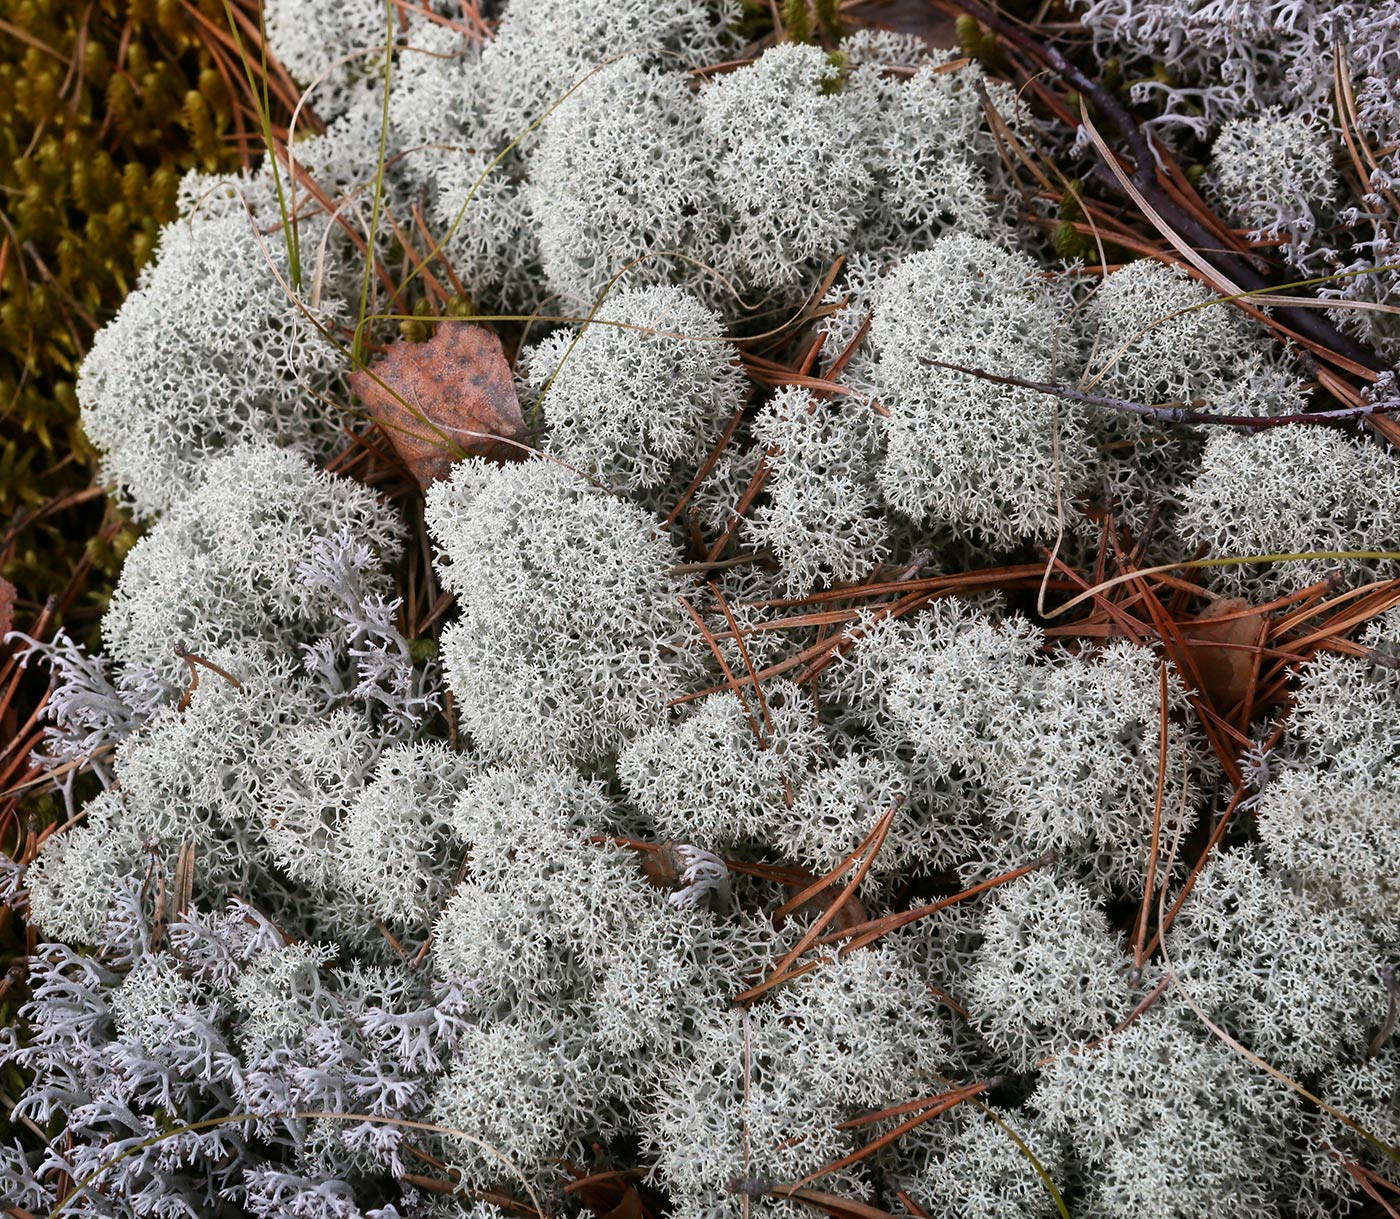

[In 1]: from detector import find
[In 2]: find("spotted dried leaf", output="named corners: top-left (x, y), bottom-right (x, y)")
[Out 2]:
top-left (349, 322), bottom-right (527, 488)
top-left (0, 577), bottom-right (14, 638)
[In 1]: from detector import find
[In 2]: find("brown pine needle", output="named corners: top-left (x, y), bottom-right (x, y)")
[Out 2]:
top-left (734, 805), bottom-right (896, 1004)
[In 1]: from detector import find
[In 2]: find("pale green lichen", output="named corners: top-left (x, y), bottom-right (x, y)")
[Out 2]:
top-left (6, 3), bottom-right (1398, 1216)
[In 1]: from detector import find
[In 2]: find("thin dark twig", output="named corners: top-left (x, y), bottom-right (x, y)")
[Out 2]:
top-left (918, 358), bottom-right (1400, 428)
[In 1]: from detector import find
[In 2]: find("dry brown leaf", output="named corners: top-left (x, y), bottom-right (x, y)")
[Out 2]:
top-left (600, 1186), bottom-right (648, 1219)
top-left (847, 0), bottom-right (961, 49)
top-left (348, 322), bottom-right (527, 489)
top-left (0, 577), bottom-right (14, 639)
top-left (1188, 597), bottom-right (1269, 710)
top-left (780, 867), bottom-right (869, 935)
top-left (563, 1160), bottom-right (661, 1219)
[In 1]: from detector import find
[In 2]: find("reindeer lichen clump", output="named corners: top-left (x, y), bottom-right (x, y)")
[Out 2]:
top-left (4, 1), bottom-right (1400, 1215)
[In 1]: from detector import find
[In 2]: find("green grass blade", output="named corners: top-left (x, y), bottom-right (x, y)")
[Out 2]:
top-left (222, 0), bottom-right (301, 290)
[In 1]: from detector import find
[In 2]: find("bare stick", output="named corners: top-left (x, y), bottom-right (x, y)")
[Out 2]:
top-left (918, 358), bottom-right (1400, 429)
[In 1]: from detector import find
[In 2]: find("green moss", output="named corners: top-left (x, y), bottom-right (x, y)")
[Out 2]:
top-left (813, 0), bottom-right (841, 41)
top-left (399, 297), bottom-right (436, 343)
top-left (956, 14), bottom-right (1010, 75)
top-left (821, 48), bottom-right (848, 92)
top-left (1052, 178), bottom-right (1096, 261)
top-left (781, 0), bottom-right (811, 44)
top-left (0, 0), bottom-right (261, 612)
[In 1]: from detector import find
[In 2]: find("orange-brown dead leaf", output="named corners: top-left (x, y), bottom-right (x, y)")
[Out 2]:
top-left (0, 577), bottom-right (13, 638)
top-left (1188, 598), bottom-right (1269, 710)
top-left (348, 322), bottom-right (527, 489)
